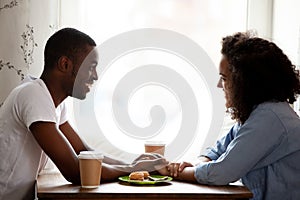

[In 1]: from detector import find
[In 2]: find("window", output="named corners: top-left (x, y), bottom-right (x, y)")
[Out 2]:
top-left (60, 0), bottom-right (249, 162)
top-left (272, 0), bottom-right (300, 115)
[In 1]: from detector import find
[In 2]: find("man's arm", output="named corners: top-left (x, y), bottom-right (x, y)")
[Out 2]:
top-left (59, 121), bottom-right (91, 154)
top-left (30, 121), bottom-right (81, 184)
top-left (59, 121), bottom-right (164, 166)
top-left (31, 121), bottom-right (168, 183)
top-left (30, 121), bottom-right (127, 182)
top-left (31, 121), bottom-right (128, 182)
top-left (59, 121), bottom-right (129, 165)
top-left (101, 157), bottom-right (168, 181)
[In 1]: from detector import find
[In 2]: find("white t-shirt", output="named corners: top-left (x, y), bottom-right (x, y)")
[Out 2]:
top-left (0, 78), bottom-right (67, 200)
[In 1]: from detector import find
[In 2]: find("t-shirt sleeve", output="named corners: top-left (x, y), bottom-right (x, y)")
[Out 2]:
top-left (57, 101), bottom-right (68, 125)
top-left (16, 84), bottom-right (57, 129)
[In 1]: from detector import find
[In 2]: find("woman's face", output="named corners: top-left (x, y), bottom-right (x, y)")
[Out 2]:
top-left (217, 56), bottom-right (232, 108)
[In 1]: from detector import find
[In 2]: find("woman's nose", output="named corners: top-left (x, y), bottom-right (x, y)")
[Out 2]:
top-left (217, 78), bottom-right (223, 88)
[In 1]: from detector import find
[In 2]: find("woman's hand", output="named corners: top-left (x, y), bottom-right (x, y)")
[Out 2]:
top-left (168, 162), bottom-right (194, 177)
top-left (156, 161), bottom-right (194, 177)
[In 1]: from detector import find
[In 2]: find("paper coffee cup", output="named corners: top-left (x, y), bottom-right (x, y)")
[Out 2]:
top-left (144, 141), bottom-right (166, 156)
top-left (78, 151), bottom-right (104, 188)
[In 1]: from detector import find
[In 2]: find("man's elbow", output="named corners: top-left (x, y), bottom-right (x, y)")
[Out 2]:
top-left (60, 169), bottom-right (81, 185)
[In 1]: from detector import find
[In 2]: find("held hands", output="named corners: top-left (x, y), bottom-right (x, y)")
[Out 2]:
top-left (129, 155), bottom-right (198, 182)
top-left (156, 161), bottom-right (194, 177)
top-left (155, 157), bottom-right (211, 182)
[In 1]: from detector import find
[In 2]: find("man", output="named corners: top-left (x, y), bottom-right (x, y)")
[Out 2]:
top-left (0, 28), bottom-right (165, 200)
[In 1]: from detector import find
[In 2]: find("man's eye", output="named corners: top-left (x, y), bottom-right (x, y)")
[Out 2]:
top-left (89, 65), bottom-right (96, 71)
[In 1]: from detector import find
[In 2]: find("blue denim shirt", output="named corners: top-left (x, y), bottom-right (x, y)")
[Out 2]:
top-left (195, 102), bottom-right (300, 200)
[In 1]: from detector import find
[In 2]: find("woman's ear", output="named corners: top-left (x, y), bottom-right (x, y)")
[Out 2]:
top-left (57, 56), bottom-right (72, 73)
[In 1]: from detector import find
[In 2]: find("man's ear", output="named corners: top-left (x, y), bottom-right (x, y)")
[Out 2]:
top-left (57, 56), bottom-right (72, 73)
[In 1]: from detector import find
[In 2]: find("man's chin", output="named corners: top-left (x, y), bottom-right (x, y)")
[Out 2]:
top-left (76, 96), bottom-right (86, 100)
top-left (72, 93), bottom-right (87, 100)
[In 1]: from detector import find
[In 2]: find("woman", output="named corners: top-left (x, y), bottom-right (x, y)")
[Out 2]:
top-left (158, 31), bottom-right (300, 200)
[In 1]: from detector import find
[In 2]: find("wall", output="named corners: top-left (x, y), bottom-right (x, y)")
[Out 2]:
top-left (0, 0), bottom-right (59, 106)
top-left (272, 0), bottom-right (300, 115)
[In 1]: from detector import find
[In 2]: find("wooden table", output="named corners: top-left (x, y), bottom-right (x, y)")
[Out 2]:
top-left (36, 172), bottom-right (253, 200)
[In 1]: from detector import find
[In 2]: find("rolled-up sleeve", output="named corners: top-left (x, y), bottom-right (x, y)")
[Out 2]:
top-left (194, 109), bottom-right (285, 185)
top-left (202, 124), bottom-right (238, 160)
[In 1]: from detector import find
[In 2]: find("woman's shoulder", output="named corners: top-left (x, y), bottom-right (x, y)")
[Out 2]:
top-left (250, 101), bottom-right (300, 128)
top-left (254, 101), bottom-right (293, 115)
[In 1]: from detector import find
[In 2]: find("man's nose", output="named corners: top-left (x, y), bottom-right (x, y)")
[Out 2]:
top-left (92, 68), bottom-right (98, 81)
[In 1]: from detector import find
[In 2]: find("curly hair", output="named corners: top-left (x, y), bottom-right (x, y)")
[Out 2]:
top-left (221, 31), bottom-right (300, 124)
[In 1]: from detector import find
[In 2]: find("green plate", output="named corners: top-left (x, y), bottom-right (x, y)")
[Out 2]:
top-left (118, 175), bottom-right (172, 185)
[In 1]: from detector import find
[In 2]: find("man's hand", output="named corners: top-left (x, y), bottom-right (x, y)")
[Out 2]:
top-left (131, 153), bottom-right (164, 164)
top-left (101, 154), bottom-right (168, 181)
top-left (131, 157), bottom-right (168, 172)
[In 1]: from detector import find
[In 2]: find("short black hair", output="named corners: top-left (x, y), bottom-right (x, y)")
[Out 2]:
top-left (44, 28), bottom-right (96, 69)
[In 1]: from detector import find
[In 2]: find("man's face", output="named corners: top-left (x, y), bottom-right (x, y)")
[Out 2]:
top-left (72, 46), bottom-right (99, 100)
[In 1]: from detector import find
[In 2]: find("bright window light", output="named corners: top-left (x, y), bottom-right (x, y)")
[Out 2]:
top-left (61, 0), bottom-right (248, 162)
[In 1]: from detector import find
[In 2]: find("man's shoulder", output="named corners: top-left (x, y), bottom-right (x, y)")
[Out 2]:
top-left (8, 78), bottom-right (52, 108)
top-left (16, 78), bottom-right (45, 94)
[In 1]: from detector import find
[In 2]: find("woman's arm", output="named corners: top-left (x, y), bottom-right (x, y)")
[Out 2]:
top-left (156, 163), bottom-right (197, 183)
top-left (193, 109), bottom-right (286, 185)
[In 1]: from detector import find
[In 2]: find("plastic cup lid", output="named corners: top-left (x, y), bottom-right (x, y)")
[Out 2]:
top-left (78, 151), bottom-right (104, 159)
top-left (144, 141), bottom-right (166, 146)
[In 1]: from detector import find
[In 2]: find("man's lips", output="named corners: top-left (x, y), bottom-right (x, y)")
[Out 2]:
top-left (85, 83), bottom-right (92, 88)
top-left (85, 82), bottom-right (94, 92)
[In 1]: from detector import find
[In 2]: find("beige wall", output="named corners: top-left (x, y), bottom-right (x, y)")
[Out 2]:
top-left (0, 0), bottom-right (59, 106)
top-left (272, 0), bottom-right (300, 115)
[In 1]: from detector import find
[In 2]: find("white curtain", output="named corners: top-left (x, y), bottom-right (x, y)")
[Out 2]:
top-left (0, 0), bottom-right (59, 107)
